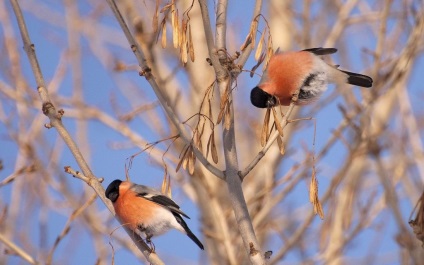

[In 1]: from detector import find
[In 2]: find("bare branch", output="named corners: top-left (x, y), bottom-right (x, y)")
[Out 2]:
top-left (104, 0), bottom-right (224, 180)
top-left (0, 233), bottom-right (38, 265)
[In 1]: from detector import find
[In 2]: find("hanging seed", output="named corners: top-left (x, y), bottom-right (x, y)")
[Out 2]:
top-left (172, 9), bottom-right (179, 48)
top-left (276, 135), bottom-right (285, 155)
top-left (255, 29), bottom-right (265, 61)
top-left (272, 107), bottom-right (284, 137)
top-left (217, 103), bottom-right (225, 124)
top-left (180, 20), bottom-right (188, 63)
top-left (211, 132), bottom-right (218, 164)
top-left (240, 20), bottom-right (258, 51)
top-left (161, 22), bottom-right (167, 48)
top-left (208, 99), bottom-right (213, 124)
top-left (250, 52), bottom-right (266, 77)
top-left (153, 0), bottom-right (159, 33)
top-left (261, 108), bottom-right (271, 146)
top-left (188, 147), bottom-right (195, 175)
top-left (206, 133), bottom-right (212, 159)
top-left (188, 24), bottom-right (195, 62)
top-left (176, 145), bottom-right (189, 172)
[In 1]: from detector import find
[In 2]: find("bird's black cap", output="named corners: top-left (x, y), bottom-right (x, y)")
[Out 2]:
top-left (105, 179), bottom-right (122, 203)
top-left (250, 86), bottom-right (276, 108)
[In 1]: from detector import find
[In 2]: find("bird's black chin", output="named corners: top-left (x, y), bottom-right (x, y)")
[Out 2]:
top-left (266, 97), bottom-right (277, 108)
top-left (250, 86), bottom-right (276, 109)
top-left (108, 193), bottom-right (119, 203)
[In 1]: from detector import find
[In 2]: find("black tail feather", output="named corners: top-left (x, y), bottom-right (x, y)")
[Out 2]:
top-left (341, 70), bottom-right (373, 88)
top-left (185, 229), bottom-right (204, 250)
top-left (173, 213), bottom-right (204, 250)
top-left (303, 47), bottom-right (338, 55)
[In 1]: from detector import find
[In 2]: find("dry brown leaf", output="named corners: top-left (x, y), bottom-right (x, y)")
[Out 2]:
top-left (261, 108), bottom-right (271, 146)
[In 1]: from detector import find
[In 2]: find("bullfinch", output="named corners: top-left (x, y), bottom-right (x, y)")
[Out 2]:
top-left (105, 179), bottom-right (204, 250)
top-left (250, 47), bottom-right (373, 108)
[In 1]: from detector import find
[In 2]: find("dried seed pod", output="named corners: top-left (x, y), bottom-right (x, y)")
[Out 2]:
top-left (255, 29), bottom-right (266, 61)
top-left (309, 170), bottom-right (324, 219)
top-left (188, 147), bottom-right (195, 175)
top-left (276, 135), bottom-right (285, 155)
top-left (272, 107), bottom-right (284, 137)
top-left (176, 145), bottom-right (189, 172)
top-left (261, 108), bottom-right (271, 146)
top-left (172, 9), bottom-right (179, 48)
top-left (210, 131), bottom-right (218, 164)
top-left (152, 0), bottom-right (159, 33)
top-left (161, 22), bottom-right (167, 48)
top-left (188, 24), bottom-right (195, 62)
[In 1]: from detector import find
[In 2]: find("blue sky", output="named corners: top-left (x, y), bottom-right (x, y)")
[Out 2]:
top-left (1, 1), bottom-right (423, 264)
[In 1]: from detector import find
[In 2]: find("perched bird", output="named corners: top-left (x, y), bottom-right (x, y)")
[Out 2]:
top-left (105, 179), bottom-right (204, 250)
top-left (250, 47), bottom-right (373, 108)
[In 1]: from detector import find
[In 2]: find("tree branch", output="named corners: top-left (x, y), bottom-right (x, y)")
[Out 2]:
top-left (9, 0), bottom-right (162, 263)
top-left (240, 102), bottom-right (297, 179)
top-left (198, 0), bottom-right (265, 263)
top-left (105, 0), bottom-right (224, 180)
top-left (0, 233), bottom-right (38, 265)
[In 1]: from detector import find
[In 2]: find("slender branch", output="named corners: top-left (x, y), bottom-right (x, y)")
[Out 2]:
top-left (235, 0), bottom-right (263, 69)
top-left (9, 1), bottom-right (162, 263)
top-left (198, 0), bottom-right (265, 263)
top-left (215, 0), bottom-right (228, 59)
top-left (0, 233), bottom-right (38, 265)
top-left (104, 0), bottom-right (224, 180)
top-left (240, 102), bottom-right (297, 179)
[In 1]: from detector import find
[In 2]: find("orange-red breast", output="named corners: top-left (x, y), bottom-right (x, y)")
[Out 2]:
top-left (250, 47), bottom-right (373, 108)
top-left (105, 179), bottom-right (204, 250)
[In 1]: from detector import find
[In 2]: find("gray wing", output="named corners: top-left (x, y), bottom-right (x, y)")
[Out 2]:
top-left (132, 184), bottom-right (190, 219)
top-left (302, 47), bottom-right (337, 56)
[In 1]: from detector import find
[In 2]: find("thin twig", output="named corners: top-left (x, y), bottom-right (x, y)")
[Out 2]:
top-left (198, 0), bottom-right (265, 263)
top-left (0, 233), bottom-right (38, 265)
top-left (105, 0), bottom-right (224, 180)
top-left (9, 0), bottom-right (161, 263)
top-left (240, 102), bottom-right (297, 179)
